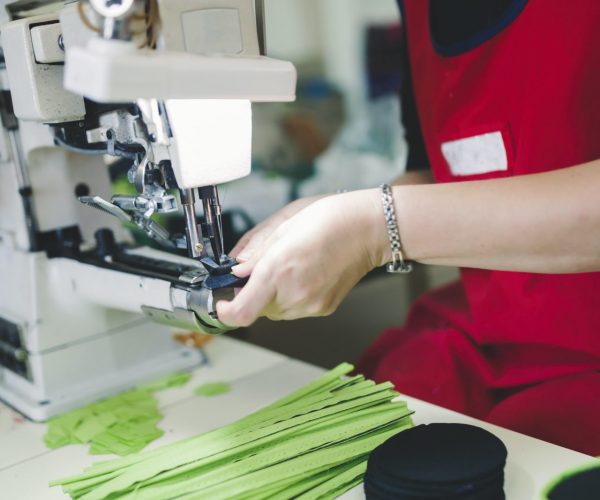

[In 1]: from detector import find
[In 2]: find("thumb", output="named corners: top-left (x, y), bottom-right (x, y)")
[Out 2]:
top-left (233, 234), bottom-right (273, 277)
top-left (231, 260), bottom-right (254, 279)
top-left (216, 270), bottom-right (275, 327)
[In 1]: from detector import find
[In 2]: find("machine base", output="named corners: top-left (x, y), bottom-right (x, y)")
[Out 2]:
top-left (0, 318), bottom-right (205, 422)
top-left (0, 347), bottom-right (203, 422)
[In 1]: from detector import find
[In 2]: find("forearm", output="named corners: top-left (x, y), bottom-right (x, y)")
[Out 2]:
top-left (391, 170), bottom-right (434, 186)
top-left (230, 170), bottom-right (432, 260)
top-left (363, 160), bottom-right (600, 274)
top-left (218, 161), bottom-right (600, 326)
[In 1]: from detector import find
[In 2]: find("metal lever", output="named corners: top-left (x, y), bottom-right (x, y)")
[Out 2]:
top-left (79, 195), bottom-right (175, 248)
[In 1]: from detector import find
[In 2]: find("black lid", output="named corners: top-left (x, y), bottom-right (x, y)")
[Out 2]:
top-left (365, 423), bottom-right (507, 500)
top-left (546, 464), bottom-right (600, 500)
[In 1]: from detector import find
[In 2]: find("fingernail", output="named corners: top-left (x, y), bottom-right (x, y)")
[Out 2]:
top-left (237, 251), bottom-right (252, 262)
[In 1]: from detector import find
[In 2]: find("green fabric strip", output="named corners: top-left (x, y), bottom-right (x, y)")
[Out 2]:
top-left (64, 385), bottom-right (401, 497)
top-left (295, 460), bottom-right (367, 500)
top-left (104, 389), bottom-right (405, 497)
top-left (51, 364), bottom-right (413, 500)
top-left (168, 426), bottom-right (403, 500)
top-left (112, 407), bottom-right (408, 500)
top-left (265, 458), bottom-right (365, 500)
top-left (61, 367), bottom-right (364, 482)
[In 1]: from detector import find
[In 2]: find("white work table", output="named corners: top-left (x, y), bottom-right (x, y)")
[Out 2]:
top-left (0, 336), bottom-right (596, 499)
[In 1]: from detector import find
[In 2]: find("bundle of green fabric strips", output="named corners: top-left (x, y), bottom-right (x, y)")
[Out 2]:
top-left (51, 363), bottom-right (414, 500)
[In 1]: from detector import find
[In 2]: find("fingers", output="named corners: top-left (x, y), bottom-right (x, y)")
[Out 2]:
top-left (231, 260), bottom-right (254, 278)
top-left (237, 229), bottom-right (276, 262)
top-left (229, 229), bottom-right (257, 260)
top-left (216, 268), bottom-right (276, 327)
top-left (236, 248), bottom-right (257, 263)
top-left (230, 197), bottom-right (321, 260)
top-left (231, 225), bottom-right (274, 262)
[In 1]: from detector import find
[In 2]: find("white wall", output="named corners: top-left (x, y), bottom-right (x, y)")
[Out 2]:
top-left (264, 0), bottom-right (323, 62)
top-left (265, 0), bottom-right (401, 116)
top-left (317, 0), bottom-right (400, 116)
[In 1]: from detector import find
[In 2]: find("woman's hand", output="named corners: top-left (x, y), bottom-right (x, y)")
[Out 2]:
top-left (217, 190), bottom-right (385, 327)
top-left (230, 195), bottom-right (326, 262)
top-left (217, 159), bottom-right (600, 329)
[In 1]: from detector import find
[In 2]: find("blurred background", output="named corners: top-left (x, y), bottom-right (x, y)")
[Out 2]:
top-left (221, 0), bottom-right (408, 222)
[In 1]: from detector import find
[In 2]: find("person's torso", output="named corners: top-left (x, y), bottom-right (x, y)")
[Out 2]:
top-left (401, 0), bottom-right (600, 358)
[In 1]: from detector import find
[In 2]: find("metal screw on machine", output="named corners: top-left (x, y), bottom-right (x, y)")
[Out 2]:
top-left (90, 0), bottom-right (136, 18)
top-left (89, 0), bottom-right (139, 40)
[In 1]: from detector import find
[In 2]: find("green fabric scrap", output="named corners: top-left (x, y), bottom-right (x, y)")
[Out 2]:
top-left (51, 363), bottom-right (414, 500)
top-left (90, 419), bottom-right (164, 456)
top-left (138, 372), bottom-right (192, 392)
top-left (44, 371), bottom-right (192, 456)
top-left (194, 382), bottom-right (231, 397)
top-left (44, 422), bottom-right (74, 449)
top-left (72, 417), bottom-right (109, 443)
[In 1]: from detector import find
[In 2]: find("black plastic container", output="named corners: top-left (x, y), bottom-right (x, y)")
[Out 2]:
top-left (543, 463), bottom-right (600, 500)
top-left (364, 423), bottom-right (507, 500)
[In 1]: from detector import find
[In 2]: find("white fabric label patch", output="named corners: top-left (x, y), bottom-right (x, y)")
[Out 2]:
top-left (441, 131), bottom-right (508, 177)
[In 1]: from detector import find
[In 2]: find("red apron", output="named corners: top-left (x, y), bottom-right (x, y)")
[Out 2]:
top-left (358, 0), bottom-right (600, 455)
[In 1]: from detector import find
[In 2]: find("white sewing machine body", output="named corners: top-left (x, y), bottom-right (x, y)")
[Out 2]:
top-left (0, 0), bottom-right (296, 421)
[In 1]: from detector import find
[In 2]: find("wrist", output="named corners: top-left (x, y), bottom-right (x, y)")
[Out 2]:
top-left (365, 185), bottom-right (416, 270)
top-left (380, 184), bottom-right (413, 273)
top-left (350, 188), bottom-right (394, 270)
top-left (330, 188), bottom-right (409, 271)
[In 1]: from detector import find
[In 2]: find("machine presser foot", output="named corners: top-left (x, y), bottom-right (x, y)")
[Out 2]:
top-left (200, 256), bottom-right (248, 290)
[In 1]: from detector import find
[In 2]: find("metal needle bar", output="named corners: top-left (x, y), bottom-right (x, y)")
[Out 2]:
top-left (199, 185), bottom-right (224, 265)
top-left (180, 188), bottom-right (204, 259)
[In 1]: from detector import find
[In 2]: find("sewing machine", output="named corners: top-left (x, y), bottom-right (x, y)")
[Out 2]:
top-left (0, 0), bottom-right (296, 421)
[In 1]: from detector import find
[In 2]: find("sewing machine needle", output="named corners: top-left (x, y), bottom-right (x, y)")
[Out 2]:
top-left (199, 185), bottom-right (224, 265)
